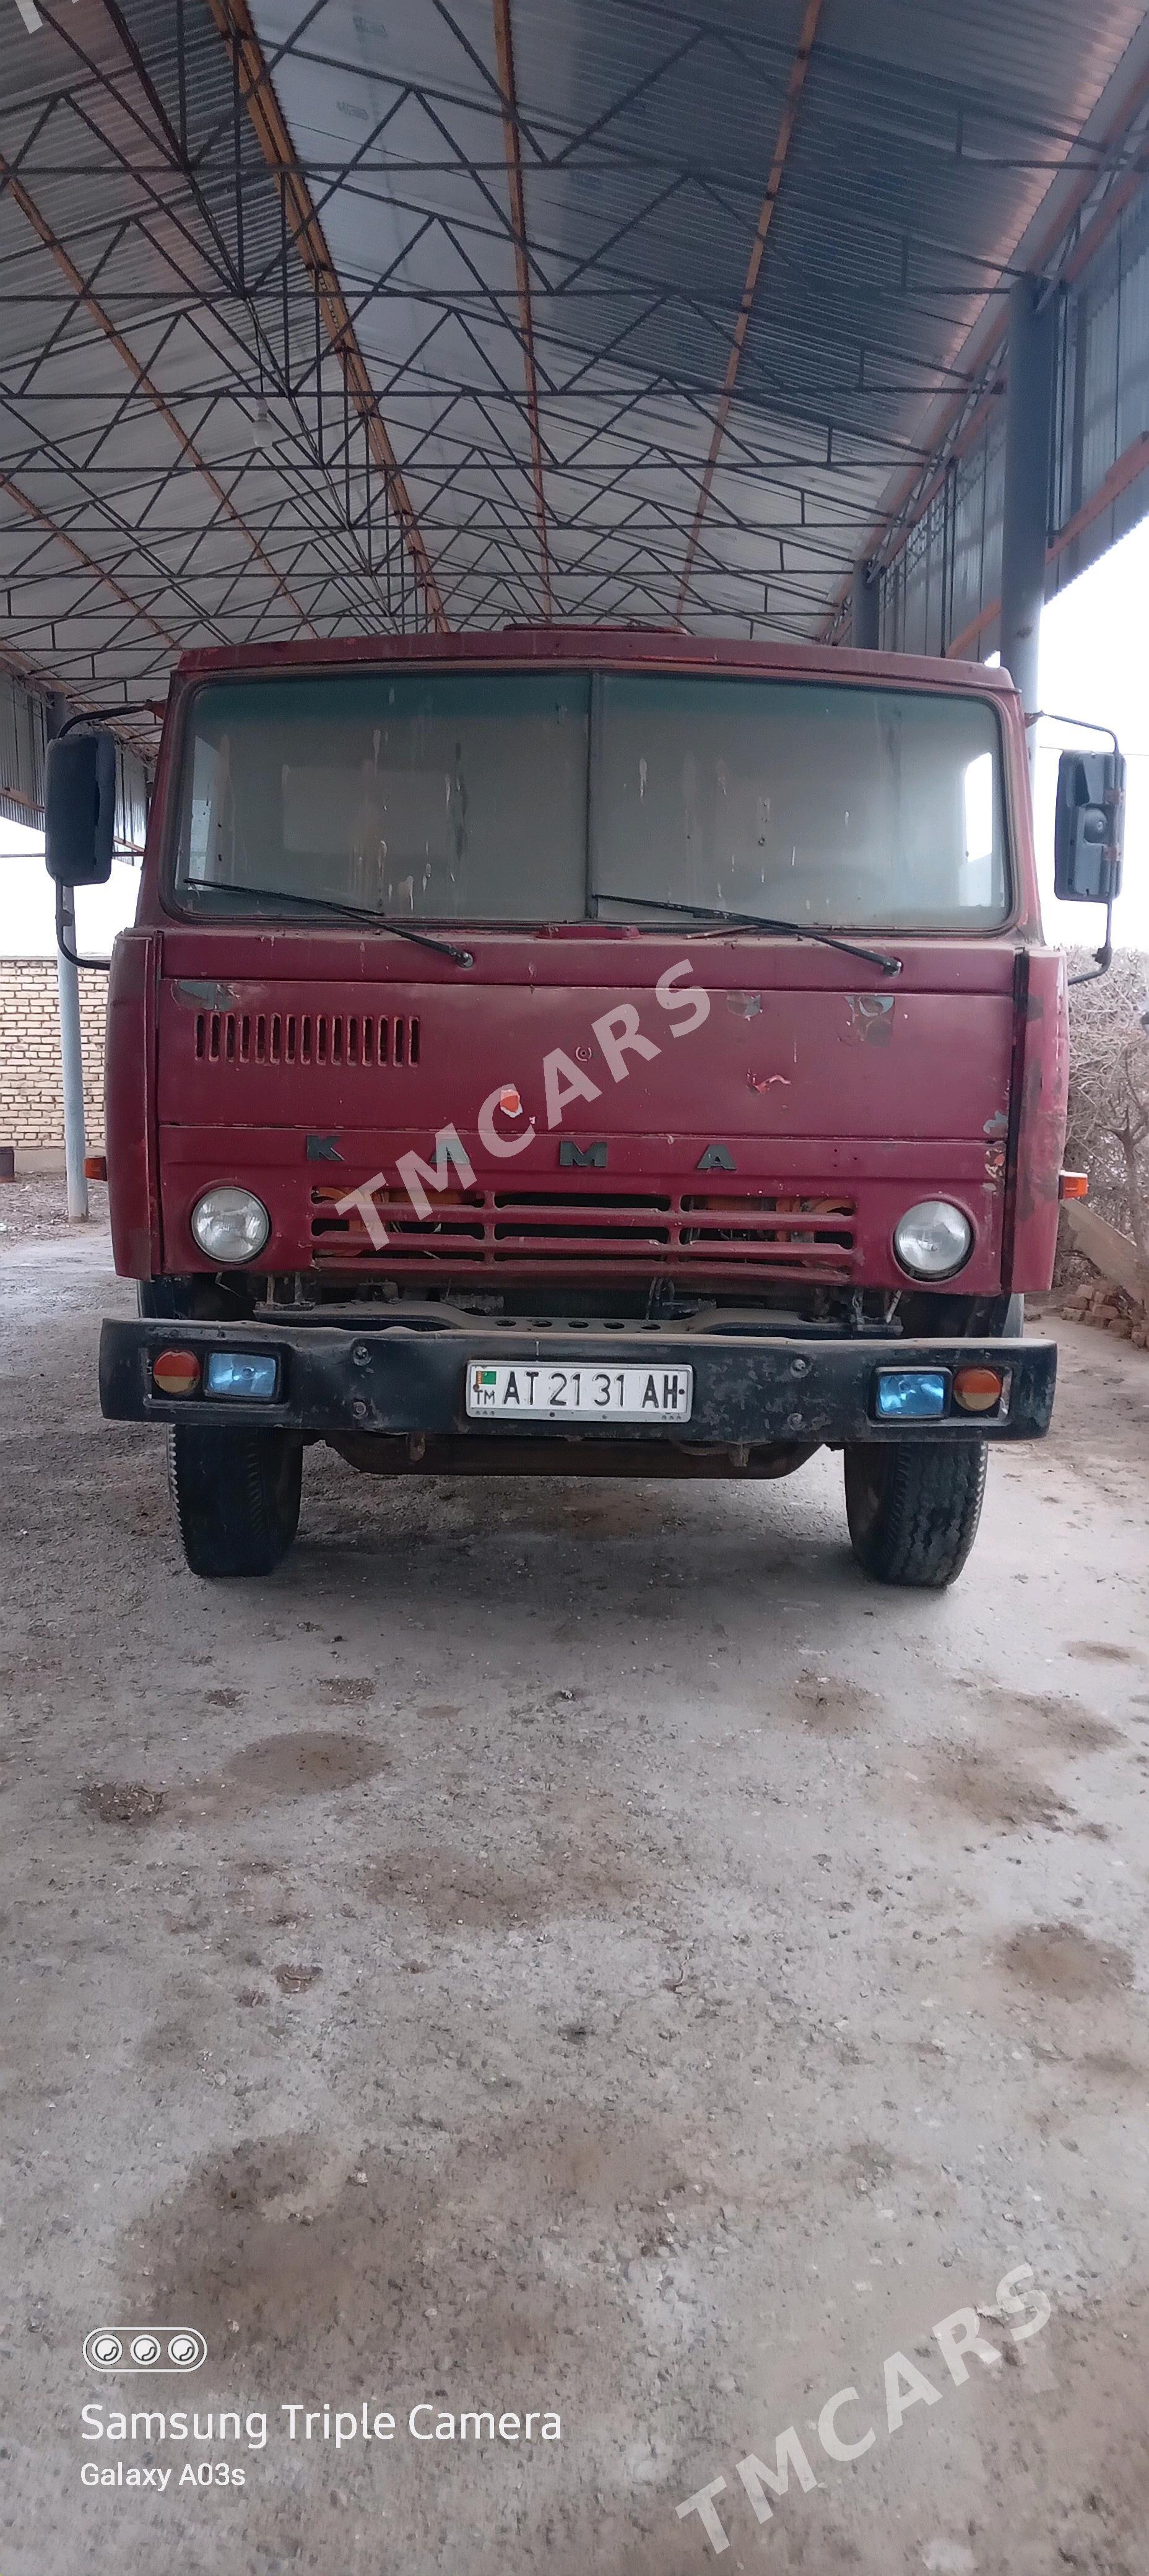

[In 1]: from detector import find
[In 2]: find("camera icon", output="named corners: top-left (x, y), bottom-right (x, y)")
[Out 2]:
top-left (84, 2328), bottom-right (206, 2373)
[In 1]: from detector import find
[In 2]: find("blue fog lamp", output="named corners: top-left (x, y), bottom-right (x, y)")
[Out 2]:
top-left (204, 1351), bottom-right (279, 1401)
top-left (874, 1370), bottom-right (949, 1422)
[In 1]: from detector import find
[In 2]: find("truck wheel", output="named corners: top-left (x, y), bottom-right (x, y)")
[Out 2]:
top-left (167, 1425), bottom-right (302, 1578)
top-left (843, 1440), bottom-right (987, 1588)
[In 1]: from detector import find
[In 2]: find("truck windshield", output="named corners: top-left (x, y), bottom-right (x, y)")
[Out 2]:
top-left (174, 668), bottom-right (1009, 933)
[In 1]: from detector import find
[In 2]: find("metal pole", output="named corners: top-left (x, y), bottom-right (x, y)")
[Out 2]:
top-left (999, 274), bottom-right (1057, 768)
top-left (49, 693), bottom-right (89, 1223)
top-left (851, 559), bottom-right (881, 648)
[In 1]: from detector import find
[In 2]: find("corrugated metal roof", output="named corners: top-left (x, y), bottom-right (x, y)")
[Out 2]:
top-left (0, 0), bottom-right (1147, 748)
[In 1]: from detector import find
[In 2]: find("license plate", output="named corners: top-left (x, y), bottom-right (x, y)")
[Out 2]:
top-left (466, 1359), bottom-right (693, 1423)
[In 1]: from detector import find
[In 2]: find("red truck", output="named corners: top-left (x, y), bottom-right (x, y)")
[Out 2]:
top-left (45, 629), bottom-right (1123, 1586)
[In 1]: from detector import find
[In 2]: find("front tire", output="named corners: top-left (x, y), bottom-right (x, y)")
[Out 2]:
top-left (168, 1425), bottom-right (302, 1578)
top-left (844, 1440), bottom-right (986, 1588)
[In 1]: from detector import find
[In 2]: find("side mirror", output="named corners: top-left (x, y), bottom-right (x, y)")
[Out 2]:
top-left (44, 729), bottom-right (117, 885)
top-left (1054, 747), bottom-right (1125, 905)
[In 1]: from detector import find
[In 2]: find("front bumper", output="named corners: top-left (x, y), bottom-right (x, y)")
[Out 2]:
top-left (99, 1316), bottom-right (1057, 1454)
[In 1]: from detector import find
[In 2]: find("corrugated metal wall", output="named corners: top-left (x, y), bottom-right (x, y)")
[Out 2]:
top-left (0, 671), bottom-right (46, 835)
top-left (885, 411), bottom-right (1007, 659)
top-left (0, 669), bottom-right (149, 851)
top-left (871, 179), bottom-right (1149, 657)
top-left (1051, 183), bottom-right (1149, 593)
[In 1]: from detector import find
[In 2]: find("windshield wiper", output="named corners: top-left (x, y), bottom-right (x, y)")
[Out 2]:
top-left (201, 882), bottom-right (474, 967)
top-left (596, 891), bottom-right (901, 977)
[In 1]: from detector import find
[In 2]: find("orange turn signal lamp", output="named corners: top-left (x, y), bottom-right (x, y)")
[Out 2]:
top-left (1059, 1172), bottom-right (1088, 1200)
top-left (84, 1153), bottom-right (107, 1181)
top-left (953, 1365), bottom-right (1004, 1414)
top-left (152, 1348), bottom-right (201, 1396)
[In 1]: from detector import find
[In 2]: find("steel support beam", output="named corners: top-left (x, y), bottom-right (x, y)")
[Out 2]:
top-left (0, 151), bottom-right (317, 641)
top-left (999, 274), bottom-right (1057, 749)
top-left (947, 422), bottom-right (1149, 662)
top-left (47, 694), bottom-right (89, 1224)
top-left (821, 43), bottom-right (1149, 643)
top-left (56, 887), bottom-right (89, 1224)
top-left (492, 0), bottom-right (552, 618)
top-left (675, 0), bottom-right (823, 622)
top-left (851, 559), bottom-right (881, 648)
top-left (1, 472), bottom-right (180, 655)
top-left (205, 0), bottom-right (447, 632)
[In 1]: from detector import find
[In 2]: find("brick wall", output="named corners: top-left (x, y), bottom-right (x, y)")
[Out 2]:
top-left (0, 958), bottom-right (107, 1150)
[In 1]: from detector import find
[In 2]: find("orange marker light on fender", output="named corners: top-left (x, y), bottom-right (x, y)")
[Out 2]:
top-left (153, 1349), bottom-right (201, 1397)
top-left (1059, 1172), bottom-right (1089, 1200)
top-left (953, 1365), bottom-right (1003, 1414)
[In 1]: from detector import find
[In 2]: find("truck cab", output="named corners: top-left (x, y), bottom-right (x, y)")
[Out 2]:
top-left (61, 628), bottom-right (1091, 1584)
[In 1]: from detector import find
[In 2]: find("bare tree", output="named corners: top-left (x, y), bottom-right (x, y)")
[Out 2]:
top-left (1065, 950), bottom-right (1149, 1258)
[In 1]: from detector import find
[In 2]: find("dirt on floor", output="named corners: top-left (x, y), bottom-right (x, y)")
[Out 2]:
top-left (0, 1171), bottom-right (109, 1247)
top-left (1, 1234), bottom-right (1148, 2576)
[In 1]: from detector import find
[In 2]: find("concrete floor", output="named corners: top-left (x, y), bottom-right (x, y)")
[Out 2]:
top-left (2, 1223), bottom-right (1149, 2576)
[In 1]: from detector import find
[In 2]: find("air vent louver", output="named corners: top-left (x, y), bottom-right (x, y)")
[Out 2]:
top-left (194, 1010), bottom-right (419, 1067)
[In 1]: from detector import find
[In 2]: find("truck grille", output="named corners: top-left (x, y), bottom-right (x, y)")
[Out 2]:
top-left (194, 1008), bottom-right (420, 1067)
top-left (309, 1185), bottom-right (856, 1279)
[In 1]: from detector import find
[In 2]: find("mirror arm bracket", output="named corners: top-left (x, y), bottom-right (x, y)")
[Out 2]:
top-left (1026, 708), bottom-right (1121, 755)
top-left (1067, 897), bottom-right (1114, 988)
top-left (55, 880), bottom-right (111, 975)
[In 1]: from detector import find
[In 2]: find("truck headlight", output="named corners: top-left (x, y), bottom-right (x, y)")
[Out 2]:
top-left (190, 1186), bottom-right (270, 1264)
top-left (893, 1198), bottom-right (973, 1280)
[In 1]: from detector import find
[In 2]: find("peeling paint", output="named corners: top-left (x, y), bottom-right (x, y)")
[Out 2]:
top-left (174, 978), bottom-right (237, 1009)
top-left (842, 993), bottom-right (895, 1045)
